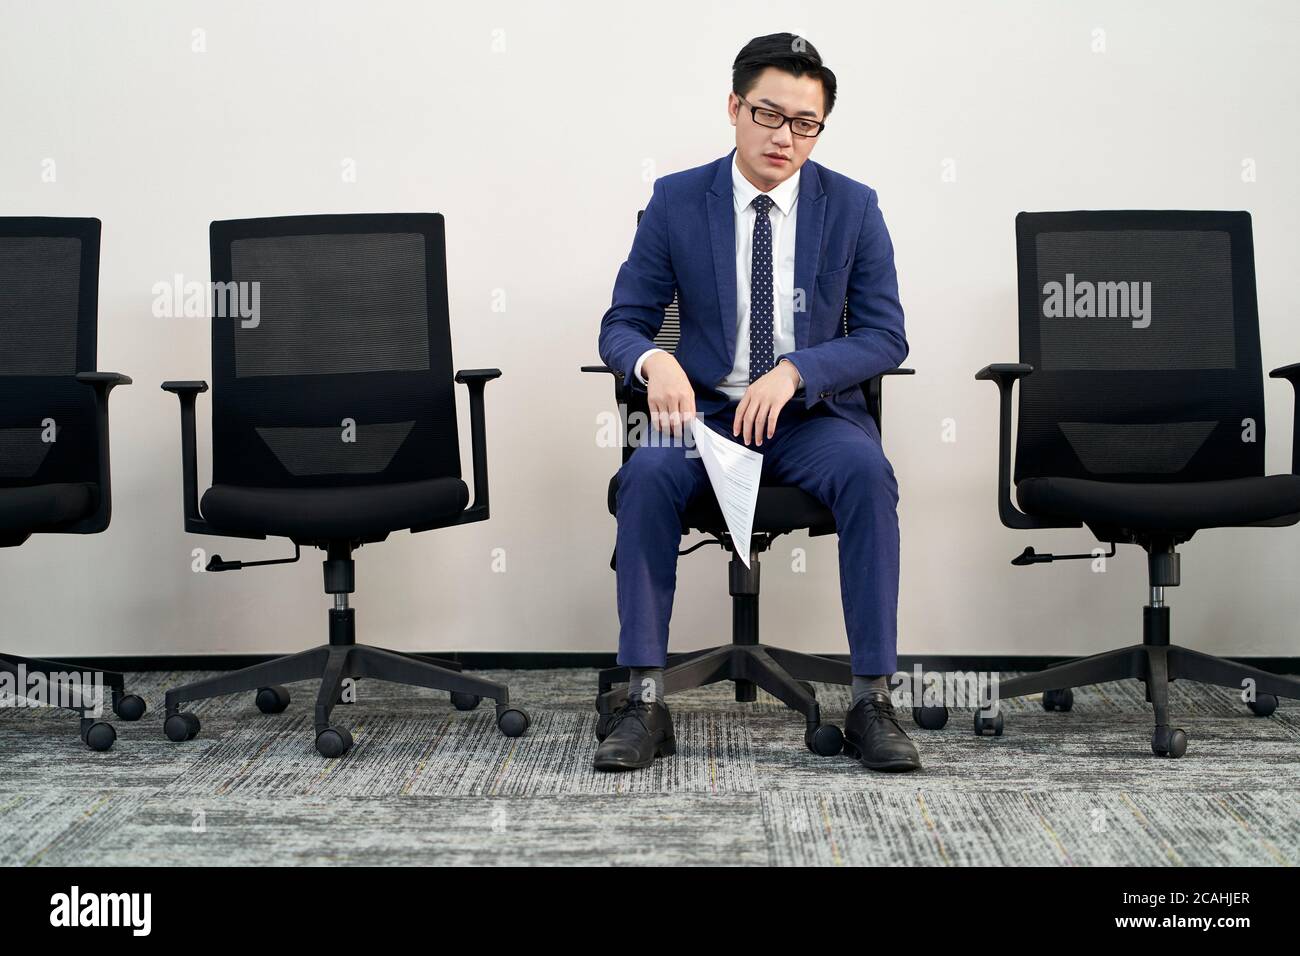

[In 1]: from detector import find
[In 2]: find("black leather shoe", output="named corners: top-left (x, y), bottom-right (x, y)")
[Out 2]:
top-left (593, 699), bottom-right (676, 772)
top-left (843, 690), bottom-right (922, 772)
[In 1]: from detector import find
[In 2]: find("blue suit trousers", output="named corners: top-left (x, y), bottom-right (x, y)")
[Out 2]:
top-left (613, 399), bottom-right (900, 676)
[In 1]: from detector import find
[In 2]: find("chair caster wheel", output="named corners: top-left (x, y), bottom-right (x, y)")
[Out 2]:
top-left (1247, 694), bottom-right (1278, 717)
top-left (1152, 727), bottom-right (1187, 758)
top-left (451, 692), bottom-right (481, 711)
top-left (497, 707), bottom-right (530, 738)
top-left (595, 713), bottom-right (614, 742)
top-left (113, 694), bottom-right (147, 722)
top-left (973, 710), bottom-right (1004, 737)
top-left (164, 712), bottom-right (200, 742)
top-left (805, 723), bottom-right (843, 756)
top-left (255, 686), bottom-right (290, 714)
top-left (82, 720), bottom-right (117, 752)
top-left (913, 705), bottom-right (949, 730)
top-left (1042, 688), bottom-right (1074, 712)
top-left (315, 726), bottom-right (353, 758)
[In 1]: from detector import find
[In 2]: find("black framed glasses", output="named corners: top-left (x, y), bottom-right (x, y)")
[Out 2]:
top-left (738, 96), bottom-right (826, 138)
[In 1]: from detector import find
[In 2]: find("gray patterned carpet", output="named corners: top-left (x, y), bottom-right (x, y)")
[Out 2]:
top-left (2, 668), bottom-right (1299, 866)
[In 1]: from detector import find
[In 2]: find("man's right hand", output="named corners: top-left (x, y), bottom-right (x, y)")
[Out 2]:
top-left (643, 351), bottom-right (696, 439)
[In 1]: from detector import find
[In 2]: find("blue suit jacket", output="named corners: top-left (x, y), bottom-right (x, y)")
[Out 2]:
top-left (598, 150), bottom-right (907, 441)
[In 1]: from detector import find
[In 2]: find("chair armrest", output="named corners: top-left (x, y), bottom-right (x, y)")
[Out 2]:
top-left (1270, 364), bottom-right (1300, 474)
top-left (161, 380), bottom-right (210, 535)
top-left (160, 380), bottom-right (237, 537)
top-left (1269, 364), bottom-right (1300, 381)
top-left (582, 363), bottom-right (637, 403)
top-left (67, 371), bottom-right (132, 533)
top-left (862, 367), bottom-right (914, 439)
top-left (583, 363), bottom-right (645, 469)
top-left (454, 368), bottom-right (501, 515)
top-left (975, 363), bottom-right (1081, 531)
top-left (454, 369), bottom-right (502, 385)
top-left (77, 371), bottom-right (133, 389)
top-left (161, 380), bottom-right (208, 394)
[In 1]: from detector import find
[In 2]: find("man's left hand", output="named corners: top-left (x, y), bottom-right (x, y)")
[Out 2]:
top-left (734, 359), bottom-right (801, 446)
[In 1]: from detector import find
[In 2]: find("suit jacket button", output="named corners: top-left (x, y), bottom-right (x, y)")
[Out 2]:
top-left (820, 391), bottom-right (831, 398)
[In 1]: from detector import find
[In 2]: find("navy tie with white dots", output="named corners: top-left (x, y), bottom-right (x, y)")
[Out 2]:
top-left (748, 193), bottom-right (776, 382)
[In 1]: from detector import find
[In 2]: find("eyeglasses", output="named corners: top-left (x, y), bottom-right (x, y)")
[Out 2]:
top-left (738, 96), bottom-right (826, 138)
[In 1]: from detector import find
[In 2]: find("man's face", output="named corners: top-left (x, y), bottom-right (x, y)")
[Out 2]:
top-left (729, 66), bottom-right (825, 191)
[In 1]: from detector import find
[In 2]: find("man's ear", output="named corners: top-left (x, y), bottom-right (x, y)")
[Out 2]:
top-left (727, 92), bottom-right (738, 127)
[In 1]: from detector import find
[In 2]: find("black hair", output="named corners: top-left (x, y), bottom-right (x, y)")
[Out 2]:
top-left (732, 33), bottom-right (837, 117)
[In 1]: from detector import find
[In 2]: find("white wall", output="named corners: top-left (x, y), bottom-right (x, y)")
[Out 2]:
top-left (2, 0), bottom-right (1299, 660)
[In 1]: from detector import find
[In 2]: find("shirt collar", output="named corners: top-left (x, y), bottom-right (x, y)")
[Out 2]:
top-left (732, 154), bottom-right (800, 216)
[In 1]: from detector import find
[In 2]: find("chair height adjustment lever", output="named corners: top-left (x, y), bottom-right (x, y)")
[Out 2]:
top-left (207, 544), bottom-right (302, 572)
top-left (1012, 543), bottom-right (1117, 566)
top-left (678, 538), bottom-right (724, 557)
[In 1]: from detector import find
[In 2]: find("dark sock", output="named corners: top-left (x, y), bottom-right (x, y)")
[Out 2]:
top-left (852, 674), bottom-right (889, 706)
top-left (628, 667), bottom-right (664, 705)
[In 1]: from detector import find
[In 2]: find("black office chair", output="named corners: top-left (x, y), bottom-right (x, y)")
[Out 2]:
top-left (583, 211), bottom-right (927, 756)
top-left (0, 216), bottom-right (145, 750)
top-left (977, 210), bottom-right (1300, 758)
top-left (160, 213), bottom-right (529, 758)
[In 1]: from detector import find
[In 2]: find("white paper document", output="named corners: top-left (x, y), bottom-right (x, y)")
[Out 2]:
top-left (688, 418), bottom-right (763, 567)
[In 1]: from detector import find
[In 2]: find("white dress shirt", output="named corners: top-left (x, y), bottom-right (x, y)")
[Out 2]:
top-left (634, 155), bottom-right (801, 399)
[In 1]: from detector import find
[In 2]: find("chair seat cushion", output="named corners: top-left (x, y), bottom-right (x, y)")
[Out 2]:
top-left (0, 483), bottom-right (97, 534)
top-left (201, 478), bottom-right (470, 541)
top-left (1016, 475), bottom-right (1300, 531)
top-left (607, 474), bottom-right (835, 534)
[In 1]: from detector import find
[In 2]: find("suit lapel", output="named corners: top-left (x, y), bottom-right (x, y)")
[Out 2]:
top-left (793, 161), bottom-right (826, 350)
top-left (706, 154), bottom-right (738, 365)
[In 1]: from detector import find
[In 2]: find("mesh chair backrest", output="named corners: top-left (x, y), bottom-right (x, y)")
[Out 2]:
top-left (1014, 211), bottom-right (1263, 484)
top-left (655, 296), bottom-right (682, 353)
top-left (0, 217), bottom-right (101, 487)
top-left (209, 214), bottom-right (460, 488)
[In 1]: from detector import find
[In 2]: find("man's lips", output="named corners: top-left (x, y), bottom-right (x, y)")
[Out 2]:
top-left (764, 153), bottom-right (790, 164)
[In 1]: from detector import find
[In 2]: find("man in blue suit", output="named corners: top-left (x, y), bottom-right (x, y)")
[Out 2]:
top-left (595, 34), bottom-right (919, 773)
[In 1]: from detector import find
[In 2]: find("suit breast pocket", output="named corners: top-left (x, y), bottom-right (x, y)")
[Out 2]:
top-left (813, 264), bottom-right (852, 328)
top-left (815, 263), bottom-right (851, 284)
